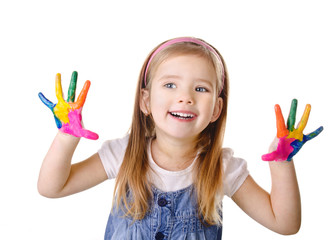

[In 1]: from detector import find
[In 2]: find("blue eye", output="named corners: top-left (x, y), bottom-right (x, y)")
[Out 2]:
top-left (195, 87), bottom-right (208, 92)
top-left (164, 83), bottom-right (176, 88)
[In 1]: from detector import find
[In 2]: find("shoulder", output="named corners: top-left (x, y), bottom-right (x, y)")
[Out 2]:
top-left (97, 134), bottom-right (130, 179)
top-left (222, 148), bottom-right (247, 172)
top-left (99, 134), bottom-right (129, 154)
top-left (222, 148), bottom-right (249, 197)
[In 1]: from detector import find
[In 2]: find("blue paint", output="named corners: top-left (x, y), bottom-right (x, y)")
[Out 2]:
top-left (288, 126), bottom-right (324, 160)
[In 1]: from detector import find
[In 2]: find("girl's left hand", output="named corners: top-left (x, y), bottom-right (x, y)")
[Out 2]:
top-left (262, 99), bottom-right (323, 161)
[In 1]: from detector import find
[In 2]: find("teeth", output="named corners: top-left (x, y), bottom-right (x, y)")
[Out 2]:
top-left (171, 112), bottom-right (195, 118)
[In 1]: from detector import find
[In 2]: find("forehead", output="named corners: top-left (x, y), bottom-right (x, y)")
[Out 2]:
top-left (154, 54), bottom-right (215, 75)
top-left (152, 55), bottom-right (216, 86)
top-left (154, 53), bottom-right (216, 76)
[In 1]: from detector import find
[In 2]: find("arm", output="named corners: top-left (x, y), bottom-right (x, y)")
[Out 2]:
top-left (37, 132), bottom-right (108, 198)
top-left (232, 99), bottom-right (322, 235)
top-left (232, 164), bottom-right (301, 235)
top-left (37, 72), bottom-right (105, 198)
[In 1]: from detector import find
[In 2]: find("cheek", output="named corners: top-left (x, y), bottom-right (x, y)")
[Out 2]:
top-left (149, 91), bottom-right (168, 114)
top-left (204, 99), bottom-right (218, 122)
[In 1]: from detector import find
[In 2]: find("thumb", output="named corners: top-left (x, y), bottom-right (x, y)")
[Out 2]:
top-left (80, 129), bottom-right (99, 140)
top-left (262, 151), bottom-right (278, 161)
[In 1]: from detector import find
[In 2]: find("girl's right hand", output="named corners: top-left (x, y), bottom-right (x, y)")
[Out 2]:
top-left (38, 71), bottom-right (99, 140)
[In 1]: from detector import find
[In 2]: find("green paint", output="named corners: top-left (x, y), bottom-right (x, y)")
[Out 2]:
top-left (67, 71), bottom-right (78, 102)
top-left (287, 99), bottom-right (297, 131)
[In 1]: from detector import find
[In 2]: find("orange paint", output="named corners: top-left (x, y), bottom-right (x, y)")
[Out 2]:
top-left (275, 104), bottom-right (289, 138)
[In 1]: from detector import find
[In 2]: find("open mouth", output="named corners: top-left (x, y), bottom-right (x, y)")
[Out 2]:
top-left (169, 111), bottom-right (196, 120)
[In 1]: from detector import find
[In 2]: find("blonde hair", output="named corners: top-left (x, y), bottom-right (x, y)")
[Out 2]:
top-left (114, 37), bottom-right (229, 225)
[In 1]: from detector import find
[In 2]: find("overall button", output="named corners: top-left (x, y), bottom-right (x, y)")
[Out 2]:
top-left (155, 232), bottom-right (165, 240)
top-left (158, 197), bottom-right (167, 207)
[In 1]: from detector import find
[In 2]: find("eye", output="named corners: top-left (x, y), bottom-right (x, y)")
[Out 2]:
top-left (164, 83), bottom-right (176, 89)
top-left (195, 87), bottom-right (208, 92)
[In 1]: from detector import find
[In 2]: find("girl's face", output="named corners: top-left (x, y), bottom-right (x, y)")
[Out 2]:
top-left (141, 54), bottom-right (223, 142)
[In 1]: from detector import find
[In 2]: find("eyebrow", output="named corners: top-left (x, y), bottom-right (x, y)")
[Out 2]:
top-left (195, 78), bottom-right (214, 85)
top-left (158, 74), bottom-right (181, 81)
top-left (159, 74), bottom-right (213, 84)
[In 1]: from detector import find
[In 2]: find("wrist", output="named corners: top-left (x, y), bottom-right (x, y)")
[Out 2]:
top-left (269, 160), bottom-right (296, 177)
top-left (56, 130), bottom-right (81, 145)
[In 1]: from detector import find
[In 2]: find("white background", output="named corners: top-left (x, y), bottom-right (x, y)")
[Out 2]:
top-left (1, 0), bottom-right (335, 239)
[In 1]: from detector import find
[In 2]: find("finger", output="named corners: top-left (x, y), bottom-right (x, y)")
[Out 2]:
top-left (304, 126), bottom-right (324, 142)
top-left (275, 104), bottom-right (289, 138)
top-left (262, 151), bottom-right (278, 161)
top-left (287, 99), bottom-right (297, 132)
top-left (297, 104), bottom-right (311, 133)
top-left (38, 92), bottom-right (55, 110)
top-left (80, 129), bottom-right (99, 140)
top-left (55, 73), bottom-right (65, 102)
top-left (61, 124), bottom-right (99, 140)
top-left (73, 80), bottom-right (91, 109)
top-left (61, 109), bottom-right (99, 140)
top-left (67, 71), bottom-right (78, 102)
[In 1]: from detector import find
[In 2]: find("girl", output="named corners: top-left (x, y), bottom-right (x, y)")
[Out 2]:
top-left (38, 37), bottom-right (321, 239)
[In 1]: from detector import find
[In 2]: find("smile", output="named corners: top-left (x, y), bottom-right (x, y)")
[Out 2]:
top-left (169, 111), bottom-right (197, 120)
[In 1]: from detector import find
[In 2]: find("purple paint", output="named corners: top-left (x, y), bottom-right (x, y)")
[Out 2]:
top-left (60, 108), bottom-right (99, 140)
top-left (262, 137), bottom-right (296, 162)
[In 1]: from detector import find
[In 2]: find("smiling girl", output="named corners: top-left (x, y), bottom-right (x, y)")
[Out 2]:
top-left (38, 37), bottom-right (314, 239)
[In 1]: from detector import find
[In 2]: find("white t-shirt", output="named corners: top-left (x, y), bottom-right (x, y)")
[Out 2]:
top-left (98, 135), bottom-right (249, 198)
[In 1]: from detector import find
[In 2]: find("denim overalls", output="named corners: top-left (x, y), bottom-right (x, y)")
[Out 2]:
top-left (104, 185), bottom-right (222, 240)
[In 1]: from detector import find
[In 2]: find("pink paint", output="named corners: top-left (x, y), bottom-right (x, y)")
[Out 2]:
top-left (60, 108), bottom-right (99, 140)
top-left (262, 137), bottom-right (296, 162)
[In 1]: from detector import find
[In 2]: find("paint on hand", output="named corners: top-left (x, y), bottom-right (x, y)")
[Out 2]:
top-left (38, 71), bottom-right (99, 140)
top-left (60, 108), bottom-right (99, 140)
top-left (262, 99), bottom-right (323, 162)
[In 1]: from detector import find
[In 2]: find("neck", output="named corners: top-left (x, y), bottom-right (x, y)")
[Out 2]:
top-left (151, 134), bottom-right (198, 171)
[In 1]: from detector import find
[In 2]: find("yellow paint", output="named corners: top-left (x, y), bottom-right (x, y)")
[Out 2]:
top-left (297, 104), bottom-right (311, 133)
top-left (53, 73), bottom-right (71, 123)
top-left (287, 104), bottom-right (311, 142)
top-left (53, 101), bottom-right (70, 123)
top-left (50, 73), bottom-right (91, 125)
top-left (287, 129), bottom-right (303, 141)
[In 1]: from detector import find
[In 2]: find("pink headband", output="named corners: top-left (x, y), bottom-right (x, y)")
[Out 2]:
top-left (143, 37), bottom-right (225, 94)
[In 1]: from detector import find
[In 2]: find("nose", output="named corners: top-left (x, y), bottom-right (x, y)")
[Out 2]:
top-left (178, 89), bottom-right (194, 105)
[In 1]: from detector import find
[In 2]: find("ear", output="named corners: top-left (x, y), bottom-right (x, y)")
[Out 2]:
top-left (210, 97), bottom-right (223, 122)
top-left (140, 89), bottom-right (150, 115)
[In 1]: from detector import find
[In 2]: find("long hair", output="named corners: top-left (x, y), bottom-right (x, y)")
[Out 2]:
top-left (113, 37), bottom-right (229, 225)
